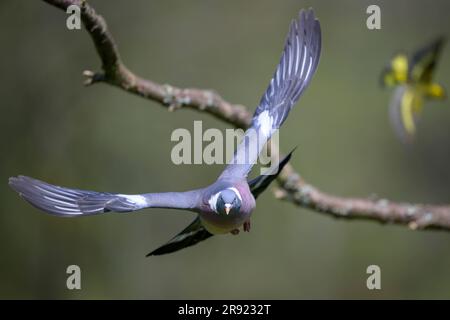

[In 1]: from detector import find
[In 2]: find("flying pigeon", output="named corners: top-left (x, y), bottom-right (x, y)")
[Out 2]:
top-left (9, 9), bottom-right (321, 255)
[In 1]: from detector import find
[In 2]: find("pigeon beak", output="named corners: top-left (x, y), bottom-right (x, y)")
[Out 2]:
top-left (224, 204), bottom-right (232, 215)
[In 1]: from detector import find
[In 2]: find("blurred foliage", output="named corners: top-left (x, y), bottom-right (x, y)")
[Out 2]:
top-left (0, 0), bottom-right (450, 299)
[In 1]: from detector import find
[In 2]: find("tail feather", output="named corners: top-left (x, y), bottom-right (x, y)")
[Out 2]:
top-left (9, 176), bottom-right (144, 216)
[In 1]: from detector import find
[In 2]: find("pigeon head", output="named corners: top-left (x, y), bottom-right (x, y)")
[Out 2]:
top-left (213, 188), bottom-right (242, 215)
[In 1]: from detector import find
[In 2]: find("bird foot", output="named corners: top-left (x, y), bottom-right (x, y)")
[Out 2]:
top-left (230, 229), bottom-right (240, 235)
top-left (244, 220), bottom-right (251, 232)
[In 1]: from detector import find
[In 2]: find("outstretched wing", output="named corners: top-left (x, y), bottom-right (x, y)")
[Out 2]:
top-left (248, 150), bottom-right (294, 199)
top-left (409, 36), bottom-right (445, 84)
top-left (219, 9), bottom-right (321, 180)
top-left (146, 217), bottom-right (213, 256)
top-left (389, 85), bottom-right (424, 144)
top-left (9, 175), bottom-right (202, 216)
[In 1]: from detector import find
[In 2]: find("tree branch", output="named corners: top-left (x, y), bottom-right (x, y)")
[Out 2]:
top-left (43, 0), bottom-right (450, 231)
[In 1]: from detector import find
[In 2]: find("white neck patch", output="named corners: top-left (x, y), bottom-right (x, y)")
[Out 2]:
top-left (208, 192), bottom-right (220, 213)
top-left (227, 187), bottom-right (242, 201)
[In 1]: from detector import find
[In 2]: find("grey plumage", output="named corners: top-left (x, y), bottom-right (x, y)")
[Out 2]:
top-left (9, 9), bottom-right (321, 256)
top-left (147, 152), bottom-right (294, 256)
top-left (220, 9), bottom-right (321, 179)
top-left (255, 10), bottom-right (321, 128)
top-left (9, 175), bottom-right (203, 216)
top-left (9, 176), bottom-right (135, 215)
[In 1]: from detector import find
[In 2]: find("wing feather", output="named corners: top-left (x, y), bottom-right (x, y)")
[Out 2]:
top-left (220, 9), bottom-right (321, 179)
top-left (9, 175), bottom-right (202, 216)
top-left (146, 217), bottom-right (213, 256)
top-left (248, 150), bottom-right (294, 199)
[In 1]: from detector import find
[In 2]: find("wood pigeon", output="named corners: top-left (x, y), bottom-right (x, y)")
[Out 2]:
top-left (9, 9), bottom-right (321, 256)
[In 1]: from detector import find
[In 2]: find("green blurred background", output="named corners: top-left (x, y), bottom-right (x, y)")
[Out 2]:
top-left (1, 0), bottom-right (450, 299)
